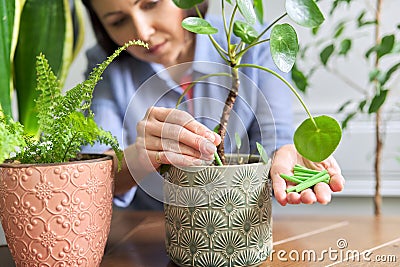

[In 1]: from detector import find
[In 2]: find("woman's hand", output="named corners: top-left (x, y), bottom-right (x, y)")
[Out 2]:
top-left (135, 107), bottom-right (221, 172)
top-left (270, 144), bottom-right (345, 205)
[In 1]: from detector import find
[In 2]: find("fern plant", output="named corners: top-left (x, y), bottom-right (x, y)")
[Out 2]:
top-left (0, 40), bottom-right (147, 166)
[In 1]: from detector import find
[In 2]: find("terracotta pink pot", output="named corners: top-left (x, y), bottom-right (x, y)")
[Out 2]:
top-left (0, 154), bottom-right (114, 267)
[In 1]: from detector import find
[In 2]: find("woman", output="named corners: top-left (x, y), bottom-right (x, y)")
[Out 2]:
top-left (81, 0), bottom-right (345, 209)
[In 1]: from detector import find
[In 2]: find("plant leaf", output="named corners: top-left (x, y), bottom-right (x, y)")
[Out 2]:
top-left (256, 142), bottom-right (269, 164)
top-left (291, 64), bottom-right (308, 93)
top-left (379, 63), bottom-right (400, 86)
top-left (294, 115), bottom-right (342, 162)
top-left (338, 39), bottom-right (351, 55)
top-left (368, 89), bottom-right (388, 114)
top-left (182, 17), bottom-right (218, 35)
top-left (233, 21), bottom-right (258, 44)
top-left (341, 111), bottom-right (356, 129)
top-left (285, 0), bottom-right (325, 28)
top-left (320, 44), bottom-right (334, 65)
top-left (172, 0), bottom-right (204, 9)
top-left (237, 0), bottom-right (256, 25)
top-left (0, 0), bottom-right (16, 117)
top-left (270, 23), bottom-right (299, 73)
top-left (253, 0), bottom-right (264, 24)
top-left (14, 0), bottom-right (78, 136)
top-left (235, 132), bottom-right (242, 151)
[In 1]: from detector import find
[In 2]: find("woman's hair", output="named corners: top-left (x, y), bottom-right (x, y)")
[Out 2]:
top-left (81, 0), bottom-right (209, 55)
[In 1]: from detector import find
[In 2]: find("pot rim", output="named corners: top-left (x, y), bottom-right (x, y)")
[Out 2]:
top-left (0, 153), bottom-right (113, 168)
top-left (171, 154), bottom-right (271, 171)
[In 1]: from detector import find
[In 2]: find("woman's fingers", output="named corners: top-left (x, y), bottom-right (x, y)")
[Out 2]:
top-left (150, 150), bottom-right (212, 167)
top-left (138, 107), bottom-right (220, 168)
top-left (148, 107), bottom-right (220, 145)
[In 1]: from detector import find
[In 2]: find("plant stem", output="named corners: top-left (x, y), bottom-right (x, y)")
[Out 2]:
top-left (217, 67), bottom-right (240, 164)
top-left (373, 0), bottom-right (383, 217)
top-left (257, 12), bottom-right (288, 42)
top-left (236, 63), bottom-right (318, 129)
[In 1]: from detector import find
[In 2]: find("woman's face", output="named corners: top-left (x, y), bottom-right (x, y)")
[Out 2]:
top-left (91, 0), bottom-right (194, 67)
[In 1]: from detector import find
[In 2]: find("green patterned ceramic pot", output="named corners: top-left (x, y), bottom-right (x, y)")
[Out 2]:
top-left (163, 156), bottom-right (272, 267)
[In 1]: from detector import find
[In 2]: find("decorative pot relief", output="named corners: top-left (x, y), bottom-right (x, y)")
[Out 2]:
top-left (0, 156), bottom-right (114, 267)
top-left (163, 158), bottom-right (272, 267)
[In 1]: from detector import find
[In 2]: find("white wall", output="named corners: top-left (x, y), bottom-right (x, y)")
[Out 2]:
top-left (64, 0), bottom-right (400, 215)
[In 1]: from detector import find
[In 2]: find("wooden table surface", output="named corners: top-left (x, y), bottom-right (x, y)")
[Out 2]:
top-left (1, 209), bottom-right (399, 266)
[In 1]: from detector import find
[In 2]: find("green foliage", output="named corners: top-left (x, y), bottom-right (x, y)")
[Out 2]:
top-left (295, 0), bottom-right (400, 129)
top-left (0, 40), bottom-right (147, 168)
top-left (175, 0), bottom-right (341, 162)
top-left (0, 111), bottom-right (25, 163)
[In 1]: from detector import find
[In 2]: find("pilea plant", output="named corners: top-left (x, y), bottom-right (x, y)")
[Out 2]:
top-left (173, 0), bottom-right (342, 164)
top-left (0, 40), bottom-right (147, 166)
top-left (293, 0), bottom-right (400, 215)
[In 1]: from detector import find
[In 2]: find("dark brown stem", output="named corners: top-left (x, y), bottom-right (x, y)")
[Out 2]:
top-left (217, 67), bottom-right (240, 164)
top-left (373, 0), bottom-right (382, 216)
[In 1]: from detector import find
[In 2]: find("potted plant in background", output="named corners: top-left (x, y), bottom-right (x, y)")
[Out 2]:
top-left (162, 0), bottom-right (343, 266)
top-left (0, 0), bottom-right (84, 248)
top-left (0, 40), bottom-right (145, 267)
top-left (293, 0), bottom-right (400, 216)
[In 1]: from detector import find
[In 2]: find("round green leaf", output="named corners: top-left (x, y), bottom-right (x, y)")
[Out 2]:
top-left (233, 21), bottom-right (258, 44)
top-left (285, 0), bottom-right (325, 28)
top-left (270, 24), bottom-right (299, 73)
top-left (173, 0), bottom-right (204, 9)
top-left (294, 115), bottom-right (342, 162)
top-left (182, 17), bottom-right (218, 35)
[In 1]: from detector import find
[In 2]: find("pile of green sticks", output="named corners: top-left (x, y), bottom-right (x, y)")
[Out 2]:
top-left (280, 164), bottom-right (330, 193)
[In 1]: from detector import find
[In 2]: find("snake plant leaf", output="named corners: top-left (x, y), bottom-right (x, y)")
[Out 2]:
top-left (237, 0), bottom-right (256, 25)
top-left (233, 21), bottom-right (258, 44)
top-left (285, 0), bottom-right (325, 28)
top-left (270, 24), bottom-right (299, 73)
top-left (182, 17), bottom-right (218, 35)
top-left (0, 0), bottom-right (16, 117)
top-left (294, 115), bottom-right (342, 162)
top-left (14, 0), bottom-right (80, 136)
top-left (253, 0), bottom-right (264, 24)
top-left (172, 0), bottom-right (204, 9)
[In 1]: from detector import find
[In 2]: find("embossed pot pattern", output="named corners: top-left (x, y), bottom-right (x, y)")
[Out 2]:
top-left (0, 155), bottom-right (114, 267)
top-left (163, 157), bottom-right (272, 267)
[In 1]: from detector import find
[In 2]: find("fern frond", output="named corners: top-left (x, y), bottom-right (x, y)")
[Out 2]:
top-left (35, 53), bottom-right (62, 134)
top-left (0, 111), bottom-right (26, 163)
top-left (55, 40), bottom-right (148, 116)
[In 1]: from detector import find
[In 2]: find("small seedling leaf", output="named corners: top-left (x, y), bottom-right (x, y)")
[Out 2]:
top-left (294, 115), bottom-right (342, 162)
top-left (235, 132), bottom-right (242, 151)
top-left (256, 142), bottom-right (269, 164)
